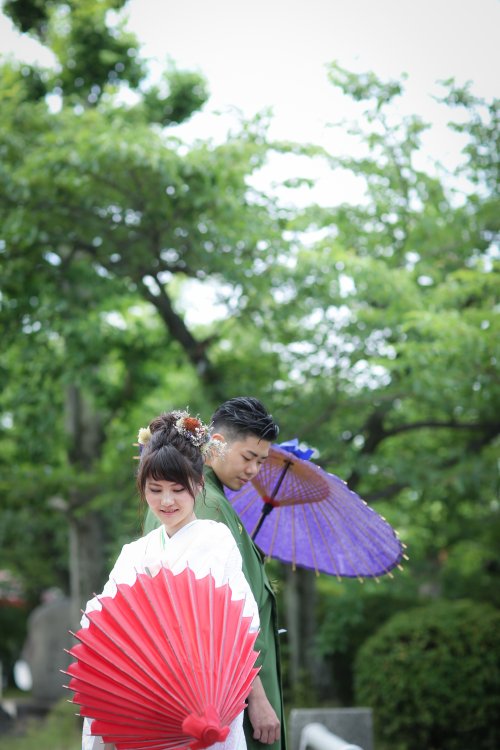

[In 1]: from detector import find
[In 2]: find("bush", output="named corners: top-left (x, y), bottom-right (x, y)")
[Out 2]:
top-left (354, 599), bottom-right (500, 750)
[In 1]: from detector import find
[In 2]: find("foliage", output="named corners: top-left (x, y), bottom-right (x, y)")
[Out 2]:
top-left (2, 0), bottom-right (207, 115)
top-left (439, 516), bottom-right (500, 607)
top-left (256, 64), bottom-right (500, 604)
top-left (314, 577), bottom-right (417, 703)
top-left (3, 0), bottom-right (58, 36)
top-left (142, 68), bottom-right (209, 126)
top-left (4, 0), bottom-right (143, 100)
top-left (0, 0), bottom-right (290, 614)
top-left (354, 600), bottom-right (500, 750)
top-left (266, 65), bottom-right (499, 701)
top-left (0, 3), bottom-right (499, 706)
top-left (0, 698), bottom-right (80, 750)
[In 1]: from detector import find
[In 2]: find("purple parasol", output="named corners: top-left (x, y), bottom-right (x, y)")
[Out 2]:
top-left (225, 440), bottom-right (406, 580)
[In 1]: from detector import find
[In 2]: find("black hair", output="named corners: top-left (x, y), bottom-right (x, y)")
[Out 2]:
top-left (136, 412), bottom-right (204, 501)
top-left (211, 396), bottom-right (279, 443)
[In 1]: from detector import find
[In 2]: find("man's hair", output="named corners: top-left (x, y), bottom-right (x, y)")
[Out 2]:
top-left (211, 396), bottom-right (279, 443)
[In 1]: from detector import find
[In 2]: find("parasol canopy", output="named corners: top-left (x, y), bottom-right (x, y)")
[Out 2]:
top-left (226, 439), bottom-right (406, 580)
top-left (64, 565), bottom-right (260, 750)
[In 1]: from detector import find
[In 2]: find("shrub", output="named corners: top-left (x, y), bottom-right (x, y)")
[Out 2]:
top-left (354, 599), bottom-right (500, 750)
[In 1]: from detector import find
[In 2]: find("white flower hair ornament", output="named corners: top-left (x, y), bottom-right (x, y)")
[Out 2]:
top-left (134, 426), bottom-right (153, 457)
top-left (137, 427), bottom-right (152, 446)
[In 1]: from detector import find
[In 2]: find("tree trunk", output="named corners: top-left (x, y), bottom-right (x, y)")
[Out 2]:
top-left (65, 385), bottom-right (106, 626)
top-left (284, 567), bottom-right (300, 686)
top-left (68, 509), bottom-right (106, 625)
top-left (284, 567), bottom-right (321, 700)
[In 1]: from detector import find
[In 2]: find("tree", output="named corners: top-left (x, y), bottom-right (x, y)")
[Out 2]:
top-left (257, 63), bottom-right (499, 571)
top-left (0, 0), bottom-right (289, 625)
top-left (1, 6), bottom-right (498, 705)
top-left (259, 65), bottom-right (500, 699)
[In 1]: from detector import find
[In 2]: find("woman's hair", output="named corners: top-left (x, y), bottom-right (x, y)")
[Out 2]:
top-left (211, 396), bottom-right (279, 443)
top-left (136, 412), bottom-right (204, 501)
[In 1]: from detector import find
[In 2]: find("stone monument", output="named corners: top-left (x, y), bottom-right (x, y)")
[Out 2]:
top-left (21, 588), bottom-right (74, 705)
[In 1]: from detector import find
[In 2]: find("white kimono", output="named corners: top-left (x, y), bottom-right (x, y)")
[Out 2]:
top-left (81, 520), bottom-right (259, 750)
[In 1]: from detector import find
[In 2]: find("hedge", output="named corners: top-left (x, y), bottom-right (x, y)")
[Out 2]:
top-left (354, 599), bottom-right (500, 750)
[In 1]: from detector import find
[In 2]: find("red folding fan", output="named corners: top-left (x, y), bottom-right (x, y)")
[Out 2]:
top-left (64, 566), bottom-right (260, 750)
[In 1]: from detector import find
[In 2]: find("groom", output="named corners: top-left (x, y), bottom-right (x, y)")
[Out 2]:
top-left (143, 396), bottom-right (285, 750)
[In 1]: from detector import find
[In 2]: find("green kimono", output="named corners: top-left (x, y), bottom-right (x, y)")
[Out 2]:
top-left (143, 467), bottom-right (286, 750)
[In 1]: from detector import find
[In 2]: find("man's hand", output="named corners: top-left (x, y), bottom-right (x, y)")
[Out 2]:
top-left (247, 676), bottom-right (280, 745)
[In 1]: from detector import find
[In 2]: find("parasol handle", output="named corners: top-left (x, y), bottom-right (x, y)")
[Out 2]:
top-left (251, 500), bottom-right (274, 540)
top-left (252, 459), bottom-right (293, 541)
top-left (183, 704), bottom-right (230, 750)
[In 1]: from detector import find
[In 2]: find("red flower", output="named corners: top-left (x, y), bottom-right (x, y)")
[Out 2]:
top-left (183, 417), bottom-right (202, 433)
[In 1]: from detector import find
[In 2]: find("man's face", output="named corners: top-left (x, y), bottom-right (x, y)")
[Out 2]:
top-left (210, 434), bottom-right (271, 491)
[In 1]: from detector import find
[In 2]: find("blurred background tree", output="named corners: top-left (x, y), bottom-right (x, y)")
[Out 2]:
top-left (0, 0), bottom-right (287, 624)
top-left (270, 64), bottom-right (499, 703)
top-left (0, 3), bottom-right (499, 739)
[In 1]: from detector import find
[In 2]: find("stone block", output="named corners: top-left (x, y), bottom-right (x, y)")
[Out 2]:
top-left (289, 708), bottom-right (374, 750)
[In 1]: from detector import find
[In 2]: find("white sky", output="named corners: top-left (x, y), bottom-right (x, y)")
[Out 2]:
top-left (1, 0), bottom-right (498, 173)
top-left (127, 0), bottom-right (498, 130)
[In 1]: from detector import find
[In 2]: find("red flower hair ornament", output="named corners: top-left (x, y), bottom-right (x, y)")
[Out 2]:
top-left (174, 410), bottom-right (226, 458)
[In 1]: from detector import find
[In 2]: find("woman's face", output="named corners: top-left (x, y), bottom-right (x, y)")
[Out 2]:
top-left (145, 478), bottom-right (200, 537)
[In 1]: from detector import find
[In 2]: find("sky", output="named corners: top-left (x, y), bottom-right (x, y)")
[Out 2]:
top-left (1, 1), bottom-right (498, 177)
top-left (125, 0), bottom-right (498, 130)
top-left (124, 0), bottom-right (499, 202)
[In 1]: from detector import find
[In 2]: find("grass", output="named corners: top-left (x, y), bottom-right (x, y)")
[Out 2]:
top-left (0, 698), bottom-right (81, 750)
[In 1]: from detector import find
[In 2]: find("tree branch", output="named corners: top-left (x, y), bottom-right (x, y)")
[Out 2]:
top-left (140, 277), bottom-right (225, 399)
top-left (384, 419), bottom-right (495, 438)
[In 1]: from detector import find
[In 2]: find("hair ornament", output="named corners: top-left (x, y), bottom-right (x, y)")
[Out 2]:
top-left (203, 436), bottom-right (227, 460)
top-left (137, 427), bottom-right (152, 446)
top-left (173, 410), bottom-right (227, 459)
top-left (173, 410), bottom-right (211, 447)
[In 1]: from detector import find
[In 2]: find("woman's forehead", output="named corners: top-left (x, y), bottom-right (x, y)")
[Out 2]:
top-left (146, 476), bottom-right (183, 486)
